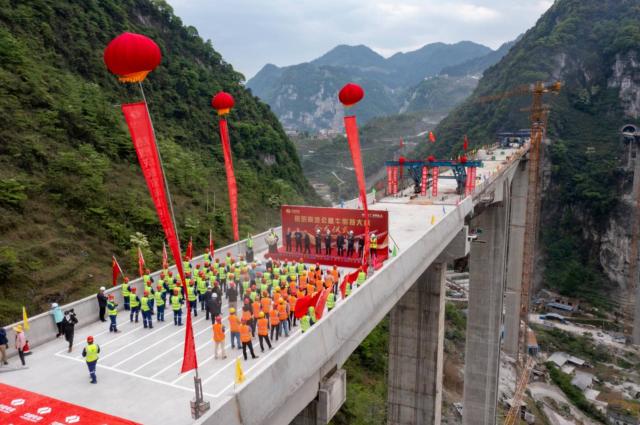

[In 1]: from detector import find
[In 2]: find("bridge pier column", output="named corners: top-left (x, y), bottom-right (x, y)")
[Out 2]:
top-left (463, 200), bottom-right (509, 425)
top-left (387, 262), bottom-right (446, 425)
top-left (504, 162), bottom-right (528, 359)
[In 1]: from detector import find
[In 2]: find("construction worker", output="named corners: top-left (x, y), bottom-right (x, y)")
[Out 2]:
top-left (197, 272), bottom-right (207, 311)
top-left (256, 312), bottom-right (271, 352)
top-left (346, 230), bottom-right (355, 256)
top-left (308, 306), bottom-right (316, 326)
top-left (129, 287), bottom-right (140, 323)
top-left (356, 267), bottom-right (367, 287)
top-left (187, 281), bottom-right (198, 317)
top-left (288, 293), bottom-right (297, 327)
top-left (278, 299), bottom-right (289, 337)
top-left (241, 301), bottom-right (253, 336)
top-left (141, 290), bottom-right (153, 329)
top-left (155, 284), bottom-right (165, 322)
top-left (122, 277), bottom-right (131, 310)
top-left (315, 229), bottom-right (322, 254)
top-left (370, 232), bottom-right (378, 259)
top-left (107, 295), bottom-right (118, 332)
top-left (327, 292), bottom-right (336, 312)
top-left (240, 320), bottom-right (258, 360)
top-left (269, 305), bottom-right (280, 341)
top-left (227, 282), bottom-right (238, 312)
top-left (300, 314), bottom-right (311, 333)
top-left (170, 288), bottom-right (183, 326)
top-left (82, 336), bottom-right (100, 384)
top-left (143, 269), bottom-right (152, 285)
top-left (229, 308), bottom-right (241, 350)
top-left (212, 316), bottom-right (227, 359)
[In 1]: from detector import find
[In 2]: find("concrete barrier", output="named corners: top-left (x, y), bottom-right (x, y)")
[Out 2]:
top-left (3, 227), bottom-right (281, 358)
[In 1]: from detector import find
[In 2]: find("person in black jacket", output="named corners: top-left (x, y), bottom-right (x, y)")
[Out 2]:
top-left (62, 310), bottom-right (79, 353)
top-left (203, 287), bottom-right (213, 320)
top-left (0, 327), bottom-right (8, 365)
top-left (206, 293), bottom-right (222, 324)
top-left (315, 229), bottom-right (322, 254)
top-left (285, 228), bottom-right (292, 252)
top-left (294, 228), bottom-right (302, 252)
top-left (324, 230), bottom-right (332, 255)
top-left (336, 233), bottom-right (345, 256)
top-left (97, 287), bottom-right (108, 322)
top-left (227, 281), bottom-right (238, 312)
top-left (347, 230), bottom-right (355, 257)
top-left (304, 232), bottom-right (311, 254)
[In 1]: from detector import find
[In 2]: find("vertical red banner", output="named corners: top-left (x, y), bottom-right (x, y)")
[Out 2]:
top-left (470, 167), bottom-right (477, 192)
top-left (421, 166), bottom-right (428, 196)
top-left (219, 118), bottom-right (239, 241)
top-left (432, 167), bottom-right (439, 197)
top-left (386, 166), bottom-right (393, 195)
top-left (343, 115), bottom-right (369, 265)
top-left (121, 102), bottom-right (196, 373)
top-left (392, 166), bottom-right (398, 194)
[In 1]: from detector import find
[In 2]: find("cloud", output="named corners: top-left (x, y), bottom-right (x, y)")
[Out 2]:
top-left (167, 1), bottom-right (553, 78)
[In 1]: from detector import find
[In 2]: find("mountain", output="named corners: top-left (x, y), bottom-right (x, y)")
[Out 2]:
top-left (247, 41), bottom-right (496, 131)
top-left (0, 0), bottom-right (318, 322)
top-left (415, 0), bottom-right (640, 305)
top-left (439, 39), bottom-right (518, 77)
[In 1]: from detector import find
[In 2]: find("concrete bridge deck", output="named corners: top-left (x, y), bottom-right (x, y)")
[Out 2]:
top-left (1, 146), bottom-right (526, 425)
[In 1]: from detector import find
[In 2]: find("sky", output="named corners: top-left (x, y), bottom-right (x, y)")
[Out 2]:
top-left (167, 0), bottom-right (554, 79)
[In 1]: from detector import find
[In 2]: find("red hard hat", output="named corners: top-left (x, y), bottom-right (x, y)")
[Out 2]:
top-left (87, 336), bottom-right (94, 343)
top-left (244, 298), bottom-right (249, 304)
top-left (157, 284), bottom-right (162, 290)
top-left (131, 287), bottom-right (137, 293)
top-left (145, 268), bottom-right (150, 274)
top-left (124, 277), bottom-right (130, 283)
top-left (215, 315), bottom-right (222, 323)
top-left (144, 290), bottom-right (149, 296)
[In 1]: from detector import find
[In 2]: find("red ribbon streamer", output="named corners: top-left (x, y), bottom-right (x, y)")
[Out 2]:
top-left (343, 115), bottom-right (369, 265)
top-left (218, 118), bottom-right (239, 241)
top-left (162, 242), bottom-right (168, 270)
top-left (121, 102), bottom-right (196, 373)
top-left (138, 246), bottom-right (145, 277)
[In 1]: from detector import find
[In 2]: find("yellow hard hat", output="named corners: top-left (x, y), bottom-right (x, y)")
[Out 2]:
top-left (259, 312), bottom-right (265, 318)
top-left (229, 308), bottom-right (236, 314)
top-left (14, 325), bottom-right (23, 333)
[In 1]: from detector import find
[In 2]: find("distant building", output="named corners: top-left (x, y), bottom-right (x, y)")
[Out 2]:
top-left (545, 296), bottom-right (580, 315)
top-left (527, 328), bottom-right (539, 356)
top-left (571, 371), bottom-right (594, 391)
top-left (547, 352), bottom-right (586, 368)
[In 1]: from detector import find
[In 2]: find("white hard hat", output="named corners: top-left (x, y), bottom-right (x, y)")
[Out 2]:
top-left (212, 293), bottom-right (218, 298)
top-left (99, 286), bottom-right (106, 291)
top-left (51, 303), bottom-right (58, 308)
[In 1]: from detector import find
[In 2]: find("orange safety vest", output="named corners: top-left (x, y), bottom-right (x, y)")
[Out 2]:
top-left (316, 279), bottom-right (324, 292)
top-left (261, 297), bottom-right (272, 313)
top-left (278, 304), bottom-right (288, 321)
top-left (257, 318), bottom-right (269, 336)
top-left (331, 269), bottom-right (339, 281)
top-left (315, 269), bottom-right (321, 280)
top-left (273, 292), bottom-right (281, 304)
top-left (213, 323), bottom-right (225, 342)
top-left (269, 309), bottom-right (280, 326)
top-left (289, 295), bottom-right (297, 311)
top-left (229, 314), bottom-right (240, 333)
top-left (240, 324), bottom-right (252, 343)
top-left (242, 309), bottom-right (252, 322)
top-left (324, 275), bottom-right (333, 289)
top-left (252, 301), bottom-right (261, 318)
top-left (289, 281), bottom-right (296, 292)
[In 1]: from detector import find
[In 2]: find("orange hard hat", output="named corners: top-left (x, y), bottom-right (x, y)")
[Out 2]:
top-left (173, 288), bottom-right (179, 294)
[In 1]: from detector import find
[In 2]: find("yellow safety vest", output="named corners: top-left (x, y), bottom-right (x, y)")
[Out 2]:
top-left (85, 343), bottom-right (99, 362)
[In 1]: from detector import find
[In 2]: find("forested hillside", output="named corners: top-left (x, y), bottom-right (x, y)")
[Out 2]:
top-left (0, 0), bottom-right (318, 322)
top-left (416, 0), bottom-right (640, 304)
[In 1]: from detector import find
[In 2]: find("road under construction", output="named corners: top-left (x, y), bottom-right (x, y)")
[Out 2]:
top-left (1, 144), bottom-right (538, 425)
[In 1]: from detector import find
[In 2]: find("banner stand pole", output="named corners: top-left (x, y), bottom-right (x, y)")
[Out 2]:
top-left (191, 368), bottom-right (209, 419)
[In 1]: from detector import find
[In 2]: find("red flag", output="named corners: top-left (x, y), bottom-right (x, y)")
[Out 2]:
top-left (209, 229), bottom-right (214, 260)
top-left (218, 118), bottom-right (240, 241)
top-left (309, 290), bottom-right (322, 312)
top-left (121, 102), bottom-right (195, 373)
top-left (343, 115), bottom-right (370, 266)
top-left (112, 256), bottom-right (123, 287)
top-left (137, 247), bottom-right (145, 277)
top-left (162, 242), bottom-right (168, 270)
top-left (463, 135), bottom-right (469, 152)
top-left (399, 138), bottom-right (404, 148)
top-left (121, 102), bottom-right (186, 283)
top-left (429, 131), bottom-right (436, 143)
top-left (339, 269), bottom-right (360, 298)
top-left (294, 294), bottom-right (312, 319)
top-left (186, 237), bottom-right (193, 261)
top-left (314, 288), bottom-right (331, 320)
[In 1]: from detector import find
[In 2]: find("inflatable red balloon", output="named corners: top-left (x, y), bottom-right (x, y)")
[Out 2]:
top-left (104, 32), bottom-right (161, 83)
top-left (459, 155), bottom-right (468, 164)
top-left (339, 83), bottom-right (364, 107)
top-left (427, 155), bottom-right (436, 162)
top-left (211, 92), bottom-right (235, 115)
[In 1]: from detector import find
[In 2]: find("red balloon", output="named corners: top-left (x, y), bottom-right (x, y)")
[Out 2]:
top-left (104, 32), bottom-right (161, 83)
top-left (459, 155), bottom-right (468, 164)
top-left (398, 156), bottom-right (406, 165)
top-left (338, 83), bottom-right (364, 107)
top-left (212, 92), bottom-right (235, 115)
top-left (427, 155), bottom-right (436, 162)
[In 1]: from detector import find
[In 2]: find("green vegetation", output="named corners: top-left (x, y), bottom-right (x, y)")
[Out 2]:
top-left (414, 0), bottom-right (639, 300)
top-left (0, 0), bottom-right (318, 323)
top-left (332, 318), bottom-right (388, 425)
top-left (534, 326), bottom-right (612, 364)
top-left (546, 362), bottom-right (607, 423)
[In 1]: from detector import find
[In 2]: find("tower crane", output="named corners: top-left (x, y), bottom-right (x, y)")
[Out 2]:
top-left (476, 81), bottom-right (561, 420)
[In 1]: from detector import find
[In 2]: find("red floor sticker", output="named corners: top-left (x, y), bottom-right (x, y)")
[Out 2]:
top-left (0, 383), bottom-right (140, 424)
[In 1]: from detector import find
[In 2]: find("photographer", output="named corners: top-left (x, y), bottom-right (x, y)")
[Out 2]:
top-left (62, 309), bottom-right (79, 353)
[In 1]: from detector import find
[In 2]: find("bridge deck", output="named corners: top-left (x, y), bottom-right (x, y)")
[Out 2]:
top-left (1, 147), bottom-right (523, 425)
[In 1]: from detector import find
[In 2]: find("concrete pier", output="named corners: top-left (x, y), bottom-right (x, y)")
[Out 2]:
top-left (504, 162), bottom-right (528, 358)
top-left (463, 200), bottom-right (509, 425)
top-left (387, 262), bottom-right (446, 425)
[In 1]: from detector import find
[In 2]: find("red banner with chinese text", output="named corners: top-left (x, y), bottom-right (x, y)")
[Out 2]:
top-left (0, 383), bottom-right (140, 424)
top-left (218, 118), bottom-right (239, 242)
top-left (269, 205), bottom-right (389, 268)
top-left (432, 167), bottom-right (439, 197)
top-left (421, 166), bottom-right (428, 196)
